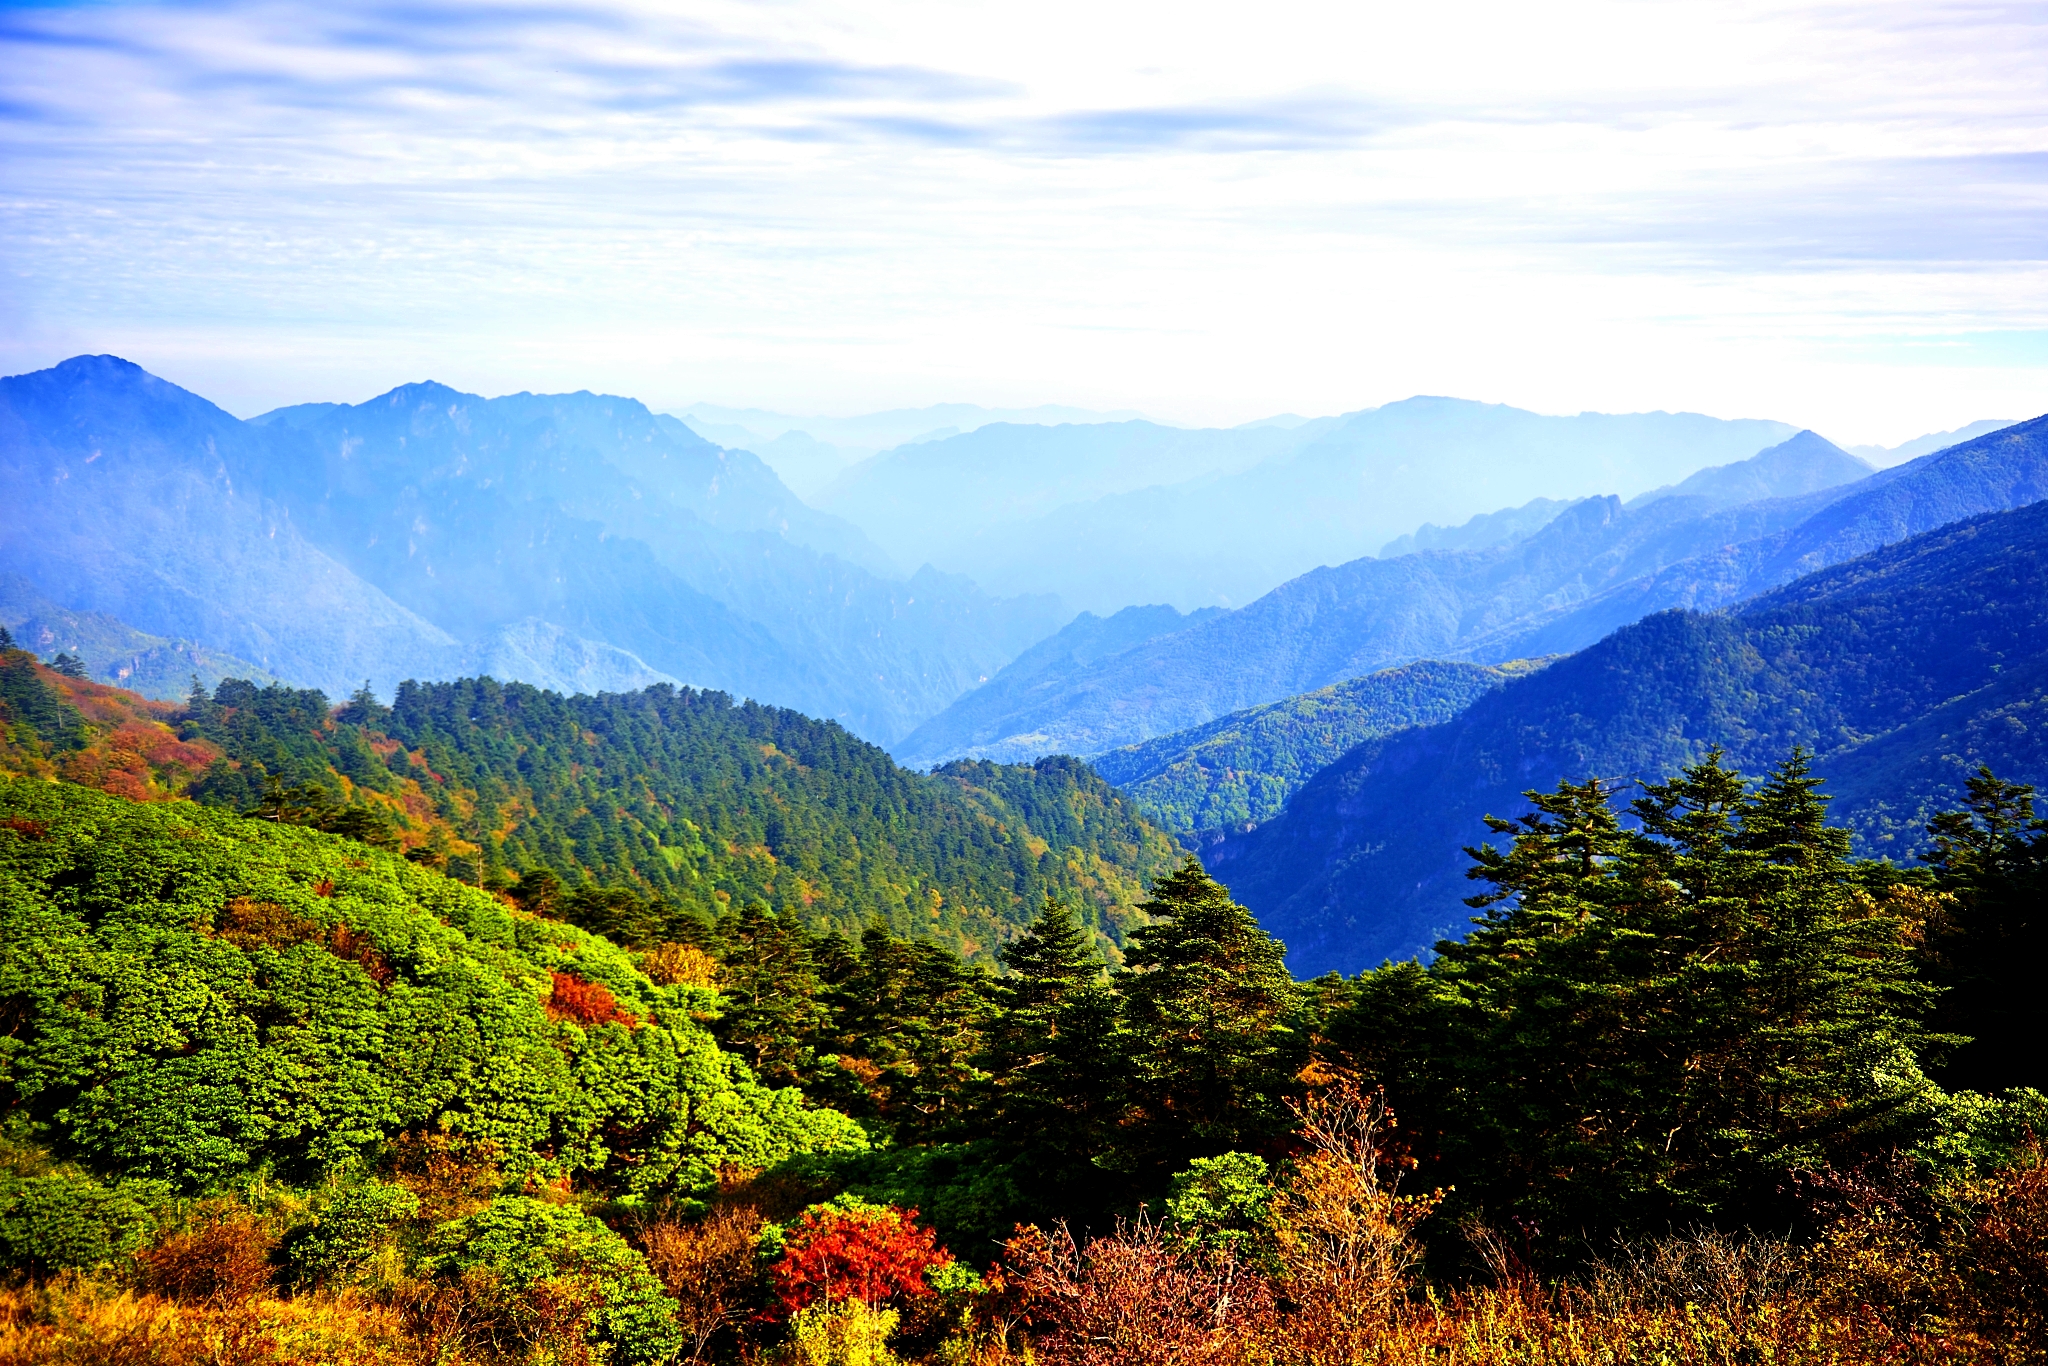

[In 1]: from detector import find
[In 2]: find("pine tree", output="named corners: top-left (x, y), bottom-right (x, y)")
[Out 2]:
top-left (712, 904), bottom-right (830, 1088)
top-left (1115, 856), bottom-right (1300, 1173)
top-left (1922, 766), bottom-right (2048, 1091)
top-left (1374, 752), bottom-right (1940, 1235)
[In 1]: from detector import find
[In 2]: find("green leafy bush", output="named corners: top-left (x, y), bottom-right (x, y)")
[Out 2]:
top-left (286, 1181), bottom-right (421, 1284)
top-left (425, 1195), bottom-right (683, 1364)
top-left (0, 1172), bottom-right (162, 1271)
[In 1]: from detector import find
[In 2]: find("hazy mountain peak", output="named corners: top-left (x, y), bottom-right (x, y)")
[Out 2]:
top-left (1628, 428), bottom-right (1871, 512)
top-left (1851, 418), bottom-right (2021, 468)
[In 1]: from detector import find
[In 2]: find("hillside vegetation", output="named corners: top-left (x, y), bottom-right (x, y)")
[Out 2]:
top-left (4, 743), bottom-right (2045, 1364)
top-left (1092, 660), bottom-right (1540, 835)
top-left (1210, 497), bottom-right (2048, 973)
top-left (0, 645), bottom-right (1178, 959)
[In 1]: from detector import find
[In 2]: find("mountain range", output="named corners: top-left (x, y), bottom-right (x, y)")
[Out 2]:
top-left (677, 400), bottom-right (1146, 497)
top-left (895, 422), bottom-right (2044, 767)
top-left (0, 357), bottom-right (1063, 741)
top-left (1207, 489), bottom-right (2048, 975)
top-left (827, 399), bottom-right (1801, 612)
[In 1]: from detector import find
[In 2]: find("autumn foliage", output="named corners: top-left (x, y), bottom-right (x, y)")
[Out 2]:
top-left (771, 1204), bottom-right (951, 1313)
top-left (547, 970), bottom-right (640, 1028)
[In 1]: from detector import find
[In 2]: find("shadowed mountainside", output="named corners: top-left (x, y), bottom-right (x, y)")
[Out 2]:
top-left (1208, 496), bottom-right (2048, 975)
top-left (899, 420), bottom-right (2048, 766)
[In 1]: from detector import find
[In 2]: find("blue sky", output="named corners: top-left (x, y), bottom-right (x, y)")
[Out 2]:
top-left (2, 0), bottom-right (2045, 442)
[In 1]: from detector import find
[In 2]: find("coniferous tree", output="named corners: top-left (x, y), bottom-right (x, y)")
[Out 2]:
top-left (976, 896), bottom-right (1122, 1171)
top-left (1115, 856), bottom-right (1300, 1174)
top-left (820, 924), bottom-right (994, 1141)
top-left (1922, 766), bottom-right (2048, 1092)
top-left (712, 904), bottom-right (830, 1088)
top-left (1377, 752), bottom-right (1939, 1235)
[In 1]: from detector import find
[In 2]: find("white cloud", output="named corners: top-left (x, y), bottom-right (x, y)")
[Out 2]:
top-left (1, 0), bottom-right (2044, 442)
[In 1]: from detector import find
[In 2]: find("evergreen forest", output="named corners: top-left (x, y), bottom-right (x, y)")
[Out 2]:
top-left (0, 649), bottom-right (1180, 960)
top-left (2, 639), bottom-right (2045, 1363)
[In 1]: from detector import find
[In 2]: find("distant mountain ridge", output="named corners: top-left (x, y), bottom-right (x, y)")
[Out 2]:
top-left (1, 357), bottom-right (1063, 741)
top-left (1207, 493), bottom-right (2048, 976)
top-left (849, 398), bottom-right (1801, 612)
top-left (898, 420), bottom-right (2048, 766)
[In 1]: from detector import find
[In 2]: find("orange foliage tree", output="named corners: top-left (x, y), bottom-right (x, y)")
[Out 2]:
top-left (770, 1202), bottom-right (951, 1313)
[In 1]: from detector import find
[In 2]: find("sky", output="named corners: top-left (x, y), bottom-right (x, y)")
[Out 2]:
top-left (2, 0), bottom-right (2045, 444)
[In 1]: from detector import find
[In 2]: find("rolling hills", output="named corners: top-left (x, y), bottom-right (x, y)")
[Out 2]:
top-left (1206, 496), bottom-right (2048, 975)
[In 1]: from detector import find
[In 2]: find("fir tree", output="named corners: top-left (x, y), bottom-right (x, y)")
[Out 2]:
top-left (1385, 753), bottom-right (1941, 1234)
top-left (712, 903), bottom-right (831, 1088)
top-left (976, 896), bottom-right (1120, 1162)
top-left (819, 924), bottom-right (994, 1141)
top-left (1115, 856), bottom-right (1300, 1172)
top-left (1922, 766), bottom-right (2048, 1091)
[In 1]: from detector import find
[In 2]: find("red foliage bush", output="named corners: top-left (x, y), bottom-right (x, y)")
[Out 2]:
top-left (1007, 1216), bottom-right (1270, 1366)
top-left (331, 924), bottom-right (395, 987)
top-left (771, 1204), bottom-right (950, 1313)
top-left (547, 971), bottom-right (639, 1028)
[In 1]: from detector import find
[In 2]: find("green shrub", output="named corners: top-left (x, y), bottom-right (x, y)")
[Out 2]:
top-left (286, 1180), bottom-right (421, 1284)
top-left (426, 1195), bottom-right (683, 1364)
top-left (1161, 1151), bottom-right (1274, 1252)
top-left (0, 1172), bottom-right (162, 1271)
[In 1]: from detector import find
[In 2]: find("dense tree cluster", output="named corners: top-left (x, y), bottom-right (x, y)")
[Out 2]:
top-left (172, 675), bottom-right (1180, 959)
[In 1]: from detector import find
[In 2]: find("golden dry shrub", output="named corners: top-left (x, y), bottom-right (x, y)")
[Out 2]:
top-left (1267, 1082), bottom-right (1440, 1364)
top-left (1947, 1140), bottom-right (2048, 1359)
top-left (635, 1205), bottom-right (764, 1362)
top-left (0, 1276), bottom-right (412, 1366)
top-left (137, 1213), bottom-right (279, 1305)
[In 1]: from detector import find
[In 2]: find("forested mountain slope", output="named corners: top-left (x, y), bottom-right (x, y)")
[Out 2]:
top-left (902, 419), bottom-right (2048, 765)
top-left (0, 646), bottom-right (1179, 958)
top-left (1091, 660), bottom-right (1541, 836)
top-left (1208, 497), bottom-right (2048, 974)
